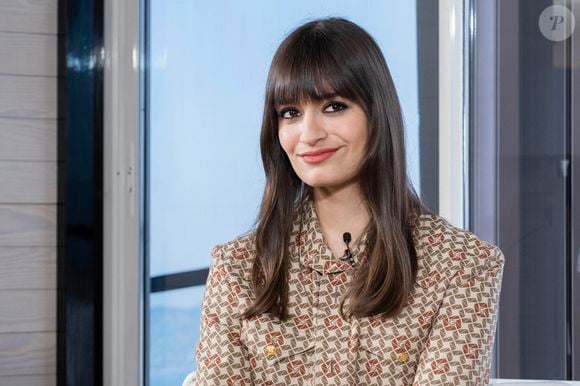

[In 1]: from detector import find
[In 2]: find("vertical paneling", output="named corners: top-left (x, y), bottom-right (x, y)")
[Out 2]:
top-left (0, 0), bottom-right (59, 382)
top-left (0, 162), bottom-right (57, 203)
top-left (0, 0), bottom-right (57, 34)
top-left (0, 332), bottom-right (56, 376)
top-left (1, 374), bottom-right (56, 386)
top-left (0, 118), bottom-right (57, 161)
top-left (0, 75), bottom-right (57, 119)
top-left (0, 247), bottom-right (56, 290)
top-left (0, 290), bottom-right (56, 333)
top-left (0, 32), bottom-right (58, 76)
top-left (0, 205), bottom-right (56, 246)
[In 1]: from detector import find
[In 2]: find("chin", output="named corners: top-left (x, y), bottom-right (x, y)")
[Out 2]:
top-left (296, 168), bottom-right (353, 188)
top-left (301, 178), bottom-right (344, 190)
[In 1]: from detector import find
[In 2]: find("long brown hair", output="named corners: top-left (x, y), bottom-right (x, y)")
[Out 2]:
top-left (240, 17), bottom-right (433, 321)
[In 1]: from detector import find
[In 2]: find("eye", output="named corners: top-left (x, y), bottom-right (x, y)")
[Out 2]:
top-left (277, 101), bottom-right (348, 120)
top-left (324, 101), bottom-right (348, 112)
top-left (278, 107), bottom-right (300, 119)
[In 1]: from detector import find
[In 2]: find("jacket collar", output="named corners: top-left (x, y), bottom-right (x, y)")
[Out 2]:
top-left (291, 195), bottom-right (370, 275)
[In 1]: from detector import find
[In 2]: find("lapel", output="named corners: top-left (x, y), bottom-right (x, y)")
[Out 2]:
top-left (291, 195), bottom-right (370, 275)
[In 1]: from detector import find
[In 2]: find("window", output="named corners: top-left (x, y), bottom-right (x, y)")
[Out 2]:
top-left (144, 2), bottom-right (440, 385)
top-left (103, 0), bottom-right (580, 384)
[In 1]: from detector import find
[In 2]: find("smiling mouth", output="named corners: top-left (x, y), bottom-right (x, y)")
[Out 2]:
top-left (300, 148), bottom-right (340, 157)
top-left (301, 148), bottom-right (339, 164)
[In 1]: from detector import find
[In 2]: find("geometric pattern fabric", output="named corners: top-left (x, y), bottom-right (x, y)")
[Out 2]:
top-left (186, 195), bottom-right (505, 385)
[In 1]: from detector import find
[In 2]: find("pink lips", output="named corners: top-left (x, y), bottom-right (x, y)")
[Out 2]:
top-left (301, 148), bottom-right (339, 164)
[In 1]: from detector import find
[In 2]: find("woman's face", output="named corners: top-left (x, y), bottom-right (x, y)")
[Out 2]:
top-left (276, 93), bottom-right (368, 190)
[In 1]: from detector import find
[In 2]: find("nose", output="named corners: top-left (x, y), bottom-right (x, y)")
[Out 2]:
top-left (299, 106), bottom-right (327, 145)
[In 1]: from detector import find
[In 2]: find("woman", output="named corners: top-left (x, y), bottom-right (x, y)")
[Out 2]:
top-left (185, 16), bottom-right (505, 386)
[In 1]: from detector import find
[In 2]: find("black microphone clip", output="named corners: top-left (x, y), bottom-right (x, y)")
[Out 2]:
top-left (341, 232), bottom-right (356, 266)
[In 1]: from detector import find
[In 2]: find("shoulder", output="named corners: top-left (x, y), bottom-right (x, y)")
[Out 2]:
top-left (415, 213), bottom-right (505, 279)
top-left (210, 230), bottom-right (256, 277)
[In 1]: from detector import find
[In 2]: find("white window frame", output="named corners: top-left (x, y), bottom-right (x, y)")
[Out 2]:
top-left (103, 0), bottom-right (143, 385)
top-left (439, 0), bottom-right (468, 227)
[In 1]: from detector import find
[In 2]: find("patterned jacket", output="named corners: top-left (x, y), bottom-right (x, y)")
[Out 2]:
top-left (184, 197), bottom-right (505, 385)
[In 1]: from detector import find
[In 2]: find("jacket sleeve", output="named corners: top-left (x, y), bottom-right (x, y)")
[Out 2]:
top-left (412, 244), bottom-right (505, 385)
top-left (183, 244), bottom-right (252, 386)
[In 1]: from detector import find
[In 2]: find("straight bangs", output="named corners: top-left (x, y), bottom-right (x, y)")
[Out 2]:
top-left (268, 33), bottom-right (368, 116)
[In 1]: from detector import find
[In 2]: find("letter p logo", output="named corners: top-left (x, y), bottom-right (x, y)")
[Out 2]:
top-left (539, 5), bottom-right (575, 41)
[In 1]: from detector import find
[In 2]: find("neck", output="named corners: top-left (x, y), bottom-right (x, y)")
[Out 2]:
top-left (312, 184), bottom-right (371, 245)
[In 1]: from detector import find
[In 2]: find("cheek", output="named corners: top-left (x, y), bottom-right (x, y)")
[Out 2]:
top-left (354, 120), bottom-right (369, 150)
top-left (277, 128), bottom-right (295, 153)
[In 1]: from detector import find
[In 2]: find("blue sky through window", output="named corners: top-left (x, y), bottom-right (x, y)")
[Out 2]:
top-left (147, 1), bottom-right (419, 384)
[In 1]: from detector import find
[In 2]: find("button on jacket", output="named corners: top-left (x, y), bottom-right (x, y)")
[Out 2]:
top-left (184, 197), bottom-right (505, 385)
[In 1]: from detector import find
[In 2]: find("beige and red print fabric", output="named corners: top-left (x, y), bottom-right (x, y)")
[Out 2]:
top-left (186, 197), bottom-right (505, 385)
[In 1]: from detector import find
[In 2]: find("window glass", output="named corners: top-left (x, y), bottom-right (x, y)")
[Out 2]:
top-left (146, 1), bottom-right (436, 385)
